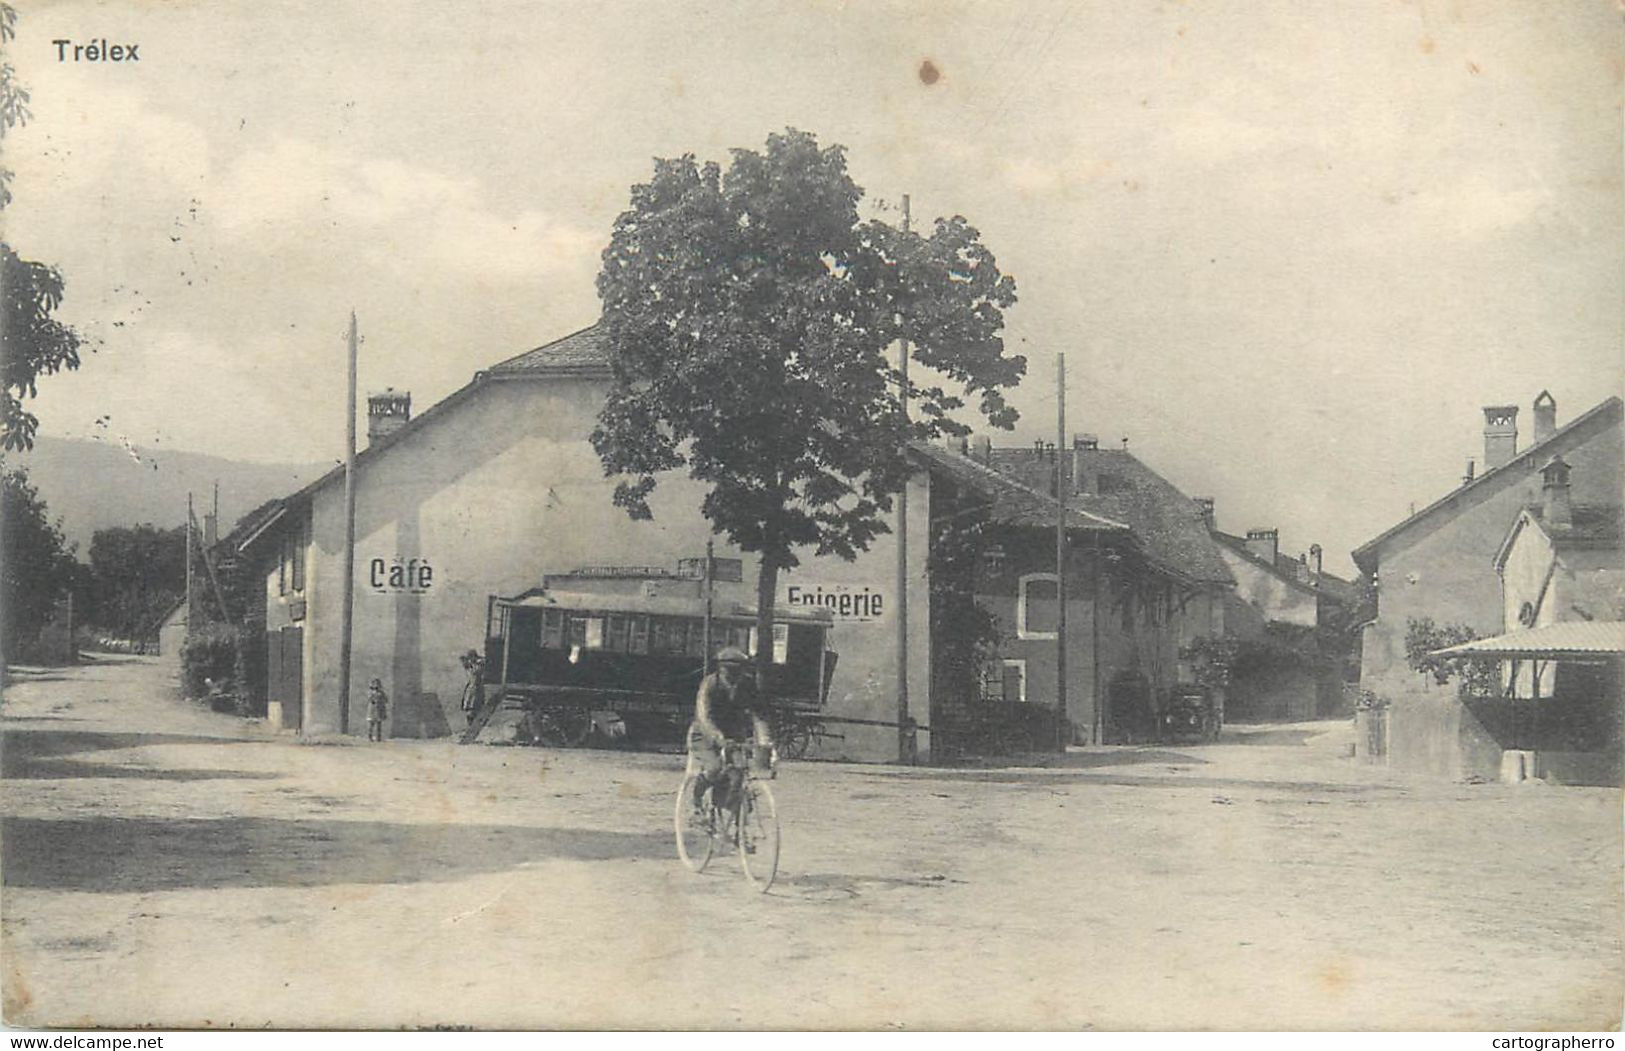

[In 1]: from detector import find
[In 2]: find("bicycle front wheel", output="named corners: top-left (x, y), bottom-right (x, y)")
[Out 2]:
top-left (737, 780), bottom-right (780, 892)
top-left (674, 773), bottom-right (716, 873)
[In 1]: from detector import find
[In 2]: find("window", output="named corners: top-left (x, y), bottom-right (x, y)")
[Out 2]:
top-left (607, 615), bottom-right (629, 651)
top-left (289, 520), bottom-right (306, 592)
top-left (1018, 574), bottom-right (1060, 639)
top-left (541, 609), bottom-right (565, 648)
top-left (980, 660), bottom-right (1027, 704)
top-left (628, 616), bottom-right (649, 654)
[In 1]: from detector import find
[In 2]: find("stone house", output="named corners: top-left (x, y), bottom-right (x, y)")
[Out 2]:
top-left (1350, 391), bottom-right (1624, 779)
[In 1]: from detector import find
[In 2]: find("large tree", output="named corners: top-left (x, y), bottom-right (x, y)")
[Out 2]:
top-left (592, 128), bottom-right (1022, 682)
top-left (86, 524), bottom-right (187, 642)
top-left (0, 467), bottom-right (79, 659)
top-left (0, 3), bottom-right (86, 451)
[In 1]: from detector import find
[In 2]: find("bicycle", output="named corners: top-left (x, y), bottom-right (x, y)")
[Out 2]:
top-left (674, 738), bottom-right (781, 892)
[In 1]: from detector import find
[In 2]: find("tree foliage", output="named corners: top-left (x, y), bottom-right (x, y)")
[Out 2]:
top-left (592, 129), bottom-right (1022, 677)
top-left (86, 524), bottom-right (187, 641)
top-left (1, 466), bottom-right (80, 658)
top-left (1404, 616), bottom-right (1499, 697)
top-left (0, 3), bottom-right (87, 451)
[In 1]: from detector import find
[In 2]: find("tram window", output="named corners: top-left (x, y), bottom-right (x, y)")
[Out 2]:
top-left (685, 620), bottom-right (707, 657)
top-left (650, 618), bottom-right (671, 655)
top-left (582, 617), bottom-right (605, 650)
top-left (568, 617), bottom-right (586, 648)
top-left (541, 609), bottom-right (564, 648)
top-left (772, 623), bottom-right (789, 664)
top-left (628, 616), bottom-right (649, 654)
top-left (607, 615), bottom-right (629, 651)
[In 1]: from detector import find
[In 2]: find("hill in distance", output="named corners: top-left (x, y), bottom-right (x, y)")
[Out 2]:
top-left (7, 436), bottom-right (327, 554)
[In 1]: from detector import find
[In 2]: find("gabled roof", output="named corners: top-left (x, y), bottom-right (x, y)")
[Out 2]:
top-left (986, 446), bottom-right (1234, 584)
top-left (484, 325), bottom-right (612, 377)
top-left (1352, 396), bottom-right (1624, 574)
top-left (1211, 531), bottom-right (1357, 605)
top-left (239, 325), bottom-right (612, 552)
top-left (909, 442), bottom-right (1130, 534)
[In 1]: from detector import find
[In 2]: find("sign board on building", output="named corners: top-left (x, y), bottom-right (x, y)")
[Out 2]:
top-left (785, 583), bottom-right (886, 622)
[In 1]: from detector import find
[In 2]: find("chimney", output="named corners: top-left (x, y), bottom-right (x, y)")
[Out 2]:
top-left (1462, 458), bottom-right (1476, 487)
top-left (1483, 405), bottom-right (1519, 470)
top-left (1194, 497), bottom-right (1215, 532)
top-left (1540, 455), bottom-right (1572, 530)
top-left (972, 436), bottom-right (992, 463)
top-left (1245, 528), bottom-right (1279, 565)
top-left (368, 388), bottom-right (412, 445)
top-left (1294, 554), bottom-right (1310, 583)
top-left (1532, 390), bottom-right (1557, 445)
top-left (1072, 433), bottom-right (1099, 493)
top-left (1309, 543), bottom-right (1323, 578)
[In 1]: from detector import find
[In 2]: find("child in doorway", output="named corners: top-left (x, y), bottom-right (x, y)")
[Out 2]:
top-left (366, 678), bottom-right (389, 741)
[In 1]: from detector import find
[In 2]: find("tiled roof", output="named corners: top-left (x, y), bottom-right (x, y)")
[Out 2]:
top-left (1532, 504), bottom-right (1623, 546)
top-left (986, 447), bottom-right (1233, 584)
top-left (486, 325), bottom-right (611, 376)
top-left (908, 442), bottom-right (1128, 534)
top-left (1431, 620), bottom-right (1625, 658)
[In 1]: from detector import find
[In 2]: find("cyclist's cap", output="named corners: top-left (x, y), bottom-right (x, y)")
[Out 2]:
top-left (715, 646), bottom-right (751, 664)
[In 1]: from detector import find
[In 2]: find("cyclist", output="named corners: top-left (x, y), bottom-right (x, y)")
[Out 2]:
top-left (689, 645), bottom-right (773, 815)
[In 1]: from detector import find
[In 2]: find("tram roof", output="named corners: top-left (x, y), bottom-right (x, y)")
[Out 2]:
top-left (494, 587), bottom-right (834, 624)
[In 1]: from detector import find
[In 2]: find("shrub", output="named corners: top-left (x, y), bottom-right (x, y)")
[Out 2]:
top-left (180, 623), bottom-right (239, 704)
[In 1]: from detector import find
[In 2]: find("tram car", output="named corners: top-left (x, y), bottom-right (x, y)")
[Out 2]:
top-left (470, 562), bottom-right (836, 749)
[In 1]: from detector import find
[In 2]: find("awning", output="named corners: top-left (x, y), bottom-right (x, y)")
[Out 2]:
top-left (1430, 621), bottom-right (1625, 660)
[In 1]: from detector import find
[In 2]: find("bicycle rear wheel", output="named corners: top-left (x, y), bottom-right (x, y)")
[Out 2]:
top-left (674, 773), bottom-right (716, 872)
top-left (737, 780), bottom-right (780, 892)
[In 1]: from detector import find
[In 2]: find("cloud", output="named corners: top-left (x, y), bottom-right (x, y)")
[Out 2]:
top-left (213, 138), bottom-right (602, 285)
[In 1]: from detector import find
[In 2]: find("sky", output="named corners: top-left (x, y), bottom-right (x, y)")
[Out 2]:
top-left (6, 0), bottom-right (1621, 575)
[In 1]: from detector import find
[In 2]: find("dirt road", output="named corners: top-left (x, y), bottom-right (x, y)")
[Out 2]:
top-left (2, 655), bottom-right (1620, 1030)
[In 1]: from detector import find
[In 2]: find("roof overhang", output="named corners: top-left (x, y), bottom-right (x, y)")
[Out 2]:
top-left (1430, 621), bottom-right (1625, 660)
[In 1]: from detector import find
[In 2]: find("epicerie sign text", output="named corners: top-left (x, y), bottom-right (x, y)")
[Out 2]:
top-left (785, 584), bottom-right (884, 621)
top-left (54, 38), bottom-right (140, 62)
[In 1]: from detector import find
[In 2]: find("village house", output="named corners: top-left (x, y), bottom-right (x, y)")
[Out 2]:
top-left (1446, 454), bottom-right (1624, 785)
top-left (1351, 392), bottom-right (1624, 779)
top-left (976, 436), bottom-right (1235, 740)
top-left (1205, 516), bottom-right (1360, 722)
top-left (234, 324), bottom-right (930, 760)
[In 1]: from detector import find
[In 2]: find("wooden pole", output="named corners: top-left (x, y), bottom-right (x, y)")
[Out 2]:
top-left (703, 538), bottom-right (715, 675)
top-left (895, 193), bottom-right (912, 764)
top-left (338, 311), bottom-right (358, 735)
top-left (1055, 353), bottom-right (1068, 751)
top-left (185, 492), bottom-right (195, 642)
top-left (190, 506), bottom-right (231, 624)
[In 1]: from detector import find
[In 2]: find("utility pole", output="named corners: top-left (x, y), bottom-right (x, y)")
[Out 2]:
top-left (185, 491), bottom-right (194, 641)
top-left (895, 193), bottom-right (912, 764)
top-left (1055, 353), bottom-right (1068, 752)
top-left (702, 538), bottom-right (715, 676)
top-left (338, 311), bottom-right (358, 736)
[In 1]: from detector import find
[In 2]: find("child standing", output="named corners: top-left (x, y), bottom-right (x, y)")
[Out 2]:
top-left (366, 678), bottom-right (389, 742)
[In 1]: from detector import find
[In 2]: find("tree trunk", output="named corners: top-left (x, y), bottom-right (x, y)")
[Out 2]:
top-left (754, 557), bottom-right (780, 702)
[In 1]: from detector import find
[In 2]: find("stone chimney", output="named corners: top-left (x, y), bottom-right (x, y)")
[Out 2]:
top-left (1194, 497), bottom-right (1215, 532)
top-left (368, 388), bottom-right (412, 445)
top-left (1293, 554), bottom-right (1310, 583)
top-left (1532, 390), bottom-right (1557, 445)
top-left (1245, 528), bottom-right (1279, 565)
top-left (1483, 405), bottom-right (1519, 470)
top-left (1540, 455), bottom-right (1572, 531)
top-left (1308, 543), bottom-right (1323, 578)
top-left (1071, 433), bottom-right (1099, 492)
